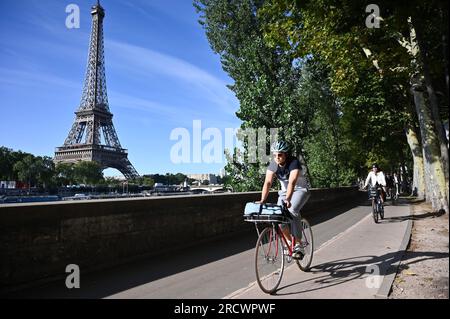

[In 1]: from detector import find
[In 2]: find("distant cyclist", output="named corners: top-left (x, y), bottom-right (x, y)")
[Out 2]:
top-left (257, 141), bottom-right (310, 259)
top-left (393, 172), bottom-right (400, 197)
top-left (385, 173), bottom-right (394, 198)
top-left (364, 163), bottom-right (387, 203)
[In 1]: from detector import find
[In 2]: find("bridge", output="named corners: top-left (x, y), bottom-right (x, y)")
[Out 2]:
top-left (0, 187), bottom-right (416, 299)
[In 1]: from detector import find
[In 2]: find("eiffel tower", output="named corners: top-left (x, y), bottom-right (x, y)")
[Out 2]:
top-left (54, 1), bottom-right (139, 179)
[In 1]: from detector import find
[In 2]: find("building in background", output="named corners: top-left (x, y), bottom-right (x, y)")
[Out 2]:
top-left (219, 168), bottom-right (226, 179)
top-left (186, 174), bottom-right (218, 185)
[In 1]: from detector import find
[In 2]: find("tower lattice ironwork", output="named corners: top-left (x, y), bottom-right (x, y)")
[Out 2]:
top-left (54, 1), bottom-right (139, 179)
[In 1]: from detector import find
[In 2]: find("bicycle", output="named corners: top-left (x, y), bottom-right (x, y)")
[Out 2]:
top-left (386, 184), bottom-right (398, 204)
top-left (368, 184), bottom-right (384, 223)
top-left (243, 202), bottom-right (314, 294)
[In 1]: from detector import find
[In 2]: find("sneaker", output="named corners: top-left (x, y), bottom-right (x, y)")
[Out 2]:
top-left (292, 244), bottom-right (305, 260)
top-left (284, 241), bottom-right (291, 254)
top-left (283, 246), bottom-right (292, 263)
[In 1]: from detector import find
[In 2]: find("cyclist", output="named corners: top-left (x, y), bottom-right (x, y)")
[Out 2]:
top-left (385, 173), bottom-right (394, 198)
top-left (364, 163), bottom-right (387, 203)
top-left (393, 172), bottom-right (400, 197)
top-left (257, 140), bottom-right (310, 259)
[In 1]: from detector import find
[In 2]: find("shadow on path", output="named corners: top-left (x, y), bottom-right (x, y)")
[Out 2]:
top-left (381, 210), bottom-right (446, 223)
top-left (273, 249), bottom-right (447, 296)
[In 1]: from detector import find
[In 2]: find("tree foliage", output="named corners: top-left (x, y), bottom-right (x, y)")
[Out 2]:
top-left (195, 0), bottom-right (317, 191)
top-left (257, 0), bottom-right (448, 210)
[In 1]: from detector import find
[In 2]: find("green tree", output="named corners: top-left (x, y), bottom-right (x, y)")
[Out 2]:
top-left (55, 162), bottom-right (75, 186)
top-left (195, 0), bottom-right (316, 191)
top-left (223, 148), bottom-right (267, 192)
top-left (173, 173), bottom-right (188, 185)
top-left (292, 60), bottom-right (356, 188)
top-left (258, 0), bottom-right (448, 212)
top-left (73, 161), bottom-right (104, 185)
top-left (34, 156), bottom-right (55, 189)
top-left (149, 174), bottom-right (168, 184)
top-left (0, 147), bottom-right (14, 180)
top-left (0, 147), bottom-right (32, 181)
top-left (104, 176), bottom-right (122, 187)
top-left (141, 176), bottom-right (155, 187)
top-left (130, 175), bottom-right (155, 187)
top-left (13, 155), bottom-right (38, 191)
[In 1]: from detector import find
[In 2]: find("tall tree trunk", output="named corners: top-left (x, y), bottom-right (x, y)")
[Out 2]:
top-left (297, 149), bottom-right (312, 189)
top-left (410, 81), bottom-right (449, 212)
top-left (412, 16), bottom-right (450, 188)
top-left (405, 125), bottom-right (425, 199)
top-left (330, 100), bottom-right (340, 187)
top-left (408, 17), bottom-right (449, 213)
top-left (442, 33), bottom-right (449, 100)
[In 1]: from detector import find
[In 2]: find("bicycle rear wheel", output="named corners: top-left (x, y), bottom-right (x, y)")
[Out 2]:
top-left (296, 218), bottom-right (314, 271)
top-left (372, 200), bottom-right (379, 223)
top-left (254, 226), bottom-right (284, 294)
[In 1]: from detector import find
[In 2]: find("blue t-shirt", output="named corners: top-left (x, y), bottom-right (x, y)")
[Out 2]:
top-left (267, 157), bottom-right (309, 191)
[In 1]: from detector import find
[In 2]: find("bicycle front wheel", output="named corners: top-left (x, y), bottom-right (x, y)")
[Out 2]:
top-left (296, 218), bottom-right (314, 271)
top-left (379, 200), bottom-right (384, 219)
top-left (254, 226), bottom-right (284, 294)
top-left (372, 200), bottom-right (379, 223)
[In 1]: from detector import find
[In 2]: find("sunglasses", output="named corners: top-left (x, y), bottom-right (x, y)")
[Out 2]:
top-left (273, 153), bottom-right (286, 158)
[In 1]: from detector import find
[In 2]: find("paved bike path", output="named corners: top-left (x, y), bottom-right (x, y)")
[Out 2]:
top-left (227, 203), bottom-right (412, 299)
top-left (8, 200), bottom-right (409, 299)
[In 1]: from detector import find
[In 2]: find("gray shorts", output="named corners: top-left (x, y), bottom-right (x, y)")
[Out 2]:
top-left (277, 188), bottom-right (310, 239)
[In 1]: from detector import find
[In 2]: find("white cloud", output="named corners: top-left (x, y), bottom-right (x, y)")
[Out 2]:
top-left (0, 67), bottom-right (79, 90)
top-left (108, 90), bottom-right (185, 125)
top-left (106, 39), bottom-right (238, 116)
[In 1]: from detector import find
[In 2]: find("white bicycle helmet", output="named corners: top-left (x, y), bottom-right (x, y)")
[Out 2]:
top-left (271, 140), bottom-right (289, 153)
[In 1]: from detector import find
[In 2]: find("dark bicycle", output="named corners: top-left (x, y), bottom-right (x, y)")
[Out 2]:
top-left (368, 184), bottom-right (384, 223)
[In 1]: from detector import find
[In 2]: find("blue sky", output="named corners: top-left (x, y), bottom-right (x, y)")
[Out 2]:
top-left (0, 0), bottom-right (242, 176)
